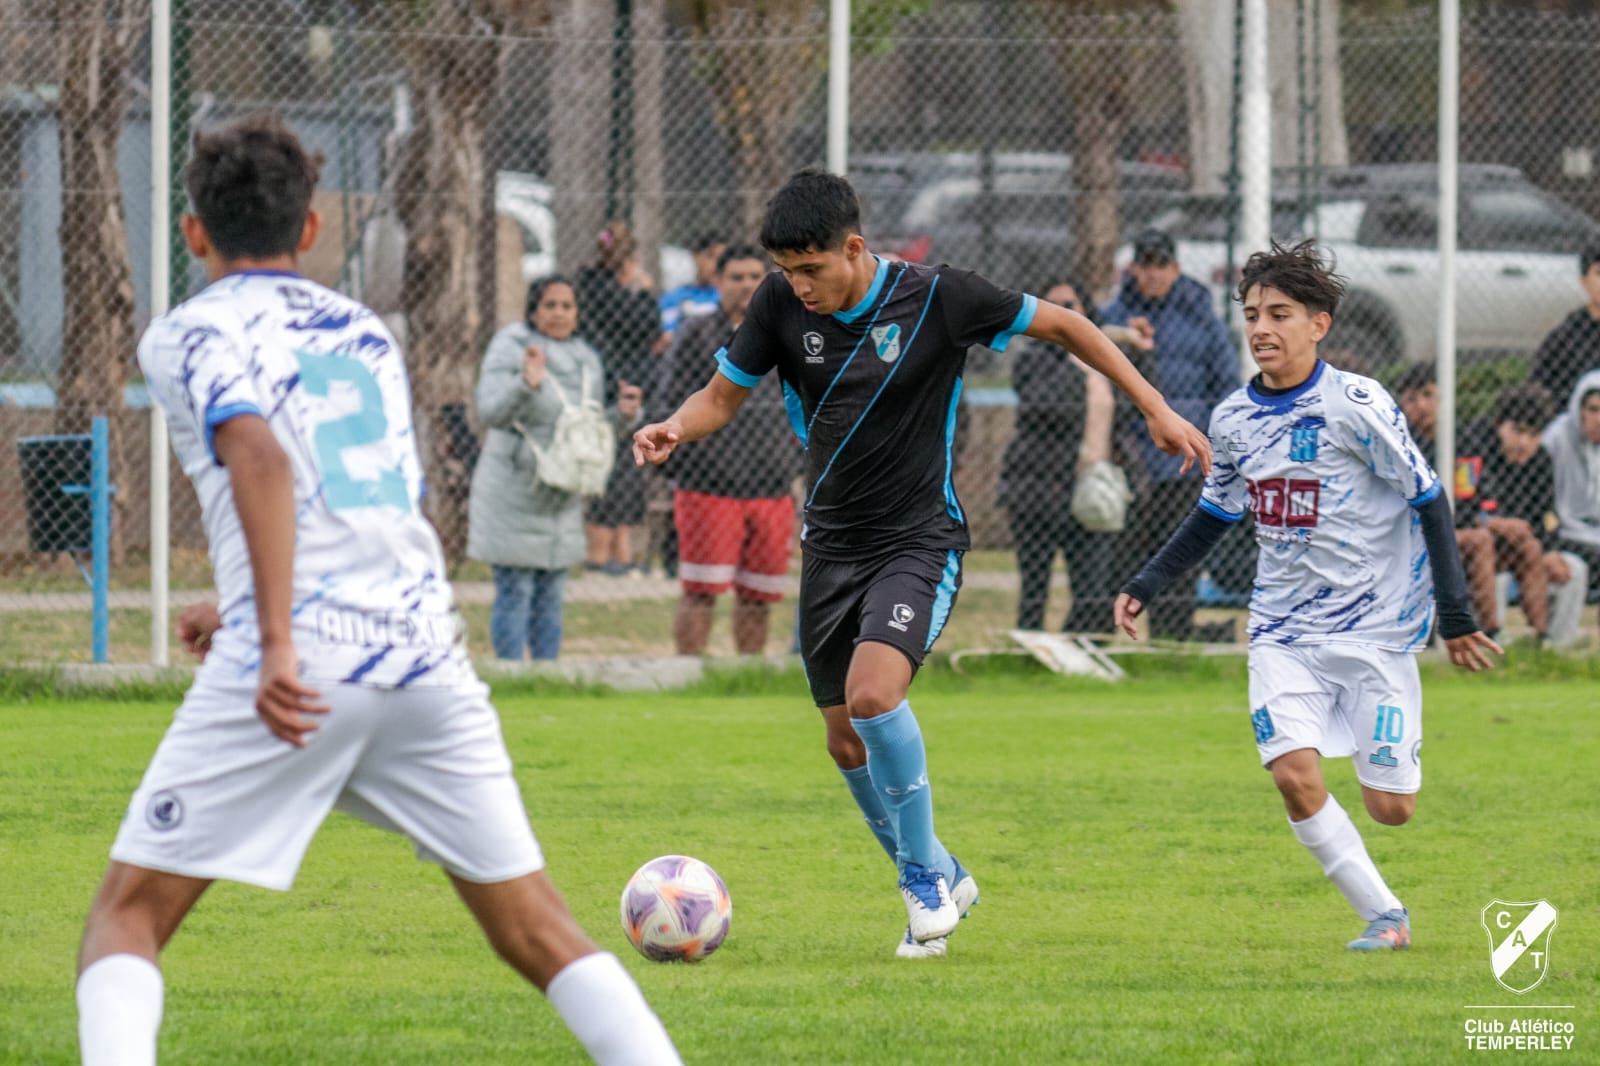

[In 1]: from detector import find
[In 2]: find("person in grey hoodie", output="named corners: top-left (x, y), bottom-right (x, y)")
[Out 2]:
top-left (1542, 368), bottom-right (1600, 605)
top-left (468, 276), bottom-right (641, 660)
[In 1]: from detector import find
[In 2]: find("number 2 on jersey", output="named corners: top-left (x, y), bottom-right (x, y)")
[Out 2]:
top-left (294, 350), bottom-right (412, 513)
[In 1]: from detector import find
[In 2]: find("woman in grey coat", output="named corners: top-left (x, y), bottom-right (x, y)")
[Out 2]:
top-left (468, 276), bottom-right (641, 659)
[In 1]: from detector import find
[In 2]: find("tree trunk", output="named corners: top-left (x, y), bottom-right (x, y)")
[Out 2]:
top-left (394, 6), bottom-right (504, 564)
top-left (53, 0), bottom-right (147, 565)
top-left (1181, 0), bottom-right (1346, 195)
top-left (550, 0), bottom-right (613, 274)
top-left (696, 3), bottom-right (824, 238)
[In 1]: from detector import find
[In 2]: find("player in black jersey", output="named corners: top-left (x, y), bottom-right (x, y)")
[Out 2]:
top-left (634, 169), bottom-right (1210, 958)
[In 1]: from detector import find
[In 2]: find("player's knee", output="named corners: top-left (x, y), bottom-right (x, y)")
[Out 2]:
top-left (844, 682), bottom-right (905, 720)
top-left (1364, 792), bottom-right (1415, 826)
top-left (825, 729), bottom-right (866, 770)
top-left (1271, 767), bottom-right (1326, 818)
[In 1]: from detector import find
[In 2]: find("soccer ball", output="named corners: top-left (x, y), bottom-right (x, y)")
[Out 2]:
top-left (619, 855), bottom-right (732, 963)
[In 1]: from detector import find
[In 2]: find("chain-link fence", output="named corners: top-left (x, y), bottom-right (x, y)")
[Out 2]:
top-left (2, 0), bottom-right (1598, 665)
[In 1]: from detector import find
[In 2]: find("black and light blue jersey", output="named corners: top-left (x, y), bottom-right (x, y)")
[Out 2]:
top-left (719, 257), bottom-right (1035, 558)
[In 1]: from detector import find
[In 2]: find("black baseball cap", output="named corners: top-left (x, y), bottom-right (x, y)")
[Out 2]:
top-left (1132, 228), bottom-right (1176, 265)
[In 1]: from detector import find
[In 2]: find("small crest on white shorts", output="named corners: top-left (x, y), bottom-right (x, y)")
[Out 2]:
top-left (146, 790), bottom-right (184, 832)
top-left (1481, 899), bottom-right (1558, 995)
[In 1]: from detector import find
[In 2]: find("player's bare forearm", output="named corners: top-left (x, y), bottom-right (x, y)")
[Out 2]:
top-left (1024, 301), bottom-right (1166, 416)
top-left (634, 372), bottom-right (750, 465)
top-left (214, 415), bottom-right (297, 648)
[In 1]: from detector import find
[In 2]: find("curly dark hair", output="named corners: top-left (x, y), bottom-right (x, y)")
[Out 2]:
top-left (1236, 239), bottom-right (1346, 318)
top-left (184, 113), bottom-right (322, 260)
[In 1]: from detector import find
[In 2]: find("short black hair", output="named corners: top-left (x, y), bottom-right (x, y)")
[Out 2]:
top-left (1581, 239), bottom-right (1600, 275)
top-left (525, 274), bottom-right (576, 325)
top-left (185, 113), bottom-right (321, 260)
top-left (759, 168), bottom-right (861, 255)
top-left (715, 242), bottom-right (766, 273)
top-left (1392, 361), bottom-right (1436, 399)
top-left (690, 233), bottom-right (726, 254)
top-left (1236, 239), bottom-right (1345, 317)
top-left (1039, 276), bottom-right (1099, 326)
top-left (1492, 382), bottom-right (1555, 430)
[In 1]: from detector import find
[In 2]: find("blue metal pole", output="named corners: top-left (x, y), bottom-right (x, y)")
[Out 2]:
top-left (91, 416), bottom-right (110, 663)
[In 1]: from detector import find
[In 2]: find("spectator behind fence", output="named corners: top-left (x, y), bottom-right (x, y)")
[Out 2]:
top-left (1001, 278), bottom-right (1149, 632)
top-left (1458, 382), bottom-right (1589, 647)
top-left (1395, 361), bottom-right (1499, 634)
top-left (658, 234), bottom-right (726, 339)
top-left (1529, 240), bottom-right (1600, 409)
top-left (1101, 228), bottom-right (1239, 641)
top-left (654, 243), bottom-right (800, 655)
top-left (654, 233), bottom-right (727, 580)
top-left (1542, 369), bottom-right (1600, 618)
top-left (468, 276), bottom-right (642, 661)
top-left (576, 220), bottom-right (661, 575)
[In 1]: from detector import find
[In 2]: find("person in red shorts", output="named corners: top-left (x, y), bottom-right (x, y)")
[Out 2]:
top-left (654, 243), bottom-right (802, 654)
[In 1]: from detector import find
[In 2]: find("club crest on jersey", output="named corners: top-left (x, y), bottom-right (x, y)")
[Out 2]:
top-left (1289, 422), bottom-right (1320, 462)
top-left (802, 331), bottom-right (825, 358)
top-left (1345, 382), bottom-right (1375, 405)
top-left (871, 324), bottom-right (902, 363)
top-left (1481, 900), bottom-right (1557, 994)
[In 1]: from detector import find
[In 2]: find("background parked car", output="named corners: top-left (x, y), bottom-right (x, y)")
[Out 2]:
top-left (1124, 163), bottom-right (1600, 368)
top-left (852, 151), bottom-right (1187, 292)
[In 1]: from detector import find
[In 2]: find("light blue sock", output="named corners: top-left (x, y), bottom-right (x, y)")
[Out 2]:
top-left (851, 701), bottom-right (951, 878)
top-left (839, 764), bottom-right (898, 863)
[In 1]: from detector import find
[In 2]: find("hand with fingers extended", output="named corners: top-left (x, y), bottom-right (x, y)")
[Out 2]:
top-left (1445, 630), bottom-right (1503, 672)
top-left (1144, 405), bottom-right (1212, 477)
top-left (255, 641), bottom-right (330, 748)
top-left (633, 419), bottom-right (683, 466)
top-left (177, 601), bottom-right (222, 662)
top-left (522, 344), bottom-right (547, 390)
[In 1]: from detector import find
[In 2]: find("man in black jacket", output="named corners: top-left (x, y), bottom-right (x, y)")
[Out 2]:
top-left (1530, 240), bottom-right (1600, 409)
top-left (654, 244), bottom-right (801, 654)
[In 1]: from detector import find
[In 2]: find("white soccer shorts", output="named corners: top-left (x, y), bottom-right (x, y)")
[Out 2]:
top-left (1246, 642), bottom-right (1423, 794)
top-left (109, 677), bottom-right (544, 890)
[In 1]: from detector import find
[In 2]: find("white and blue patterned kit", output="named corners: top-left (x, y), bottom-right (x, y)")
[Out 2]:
top-left (1200, 361), bottom-right (1442, 651)
top-left (139, 271), bottom-right (474, 689)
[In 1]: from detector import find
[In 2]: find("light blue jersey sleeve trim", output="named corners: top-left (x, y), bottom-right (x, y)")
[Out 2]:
top-left (203, 401), bottom-right (265, 462)
top-left (1198, 497), bottom-right (1246, 524)
top-left (1408, 480), bottom-right (1443, 508)
top-left (988, 293), bottom-right (1039, 352)
top-left (715, 347), bottom-right (763, 388)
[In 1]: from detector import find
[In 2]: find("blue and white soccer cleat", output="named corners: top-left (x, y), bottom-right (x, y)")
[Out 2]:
top-left (1347, 908), bottom-right (1411, 951)
top-left (895, 858), bottom-right (979, 959)
top-left (898, 862), bottom-right (960, 943)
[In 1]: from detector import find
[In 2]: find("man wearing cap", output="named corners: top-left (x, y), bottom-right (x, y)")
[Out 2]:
top-left (1102, 228), bottom-right (1239, 641)
top-left (1529, 240), bottom-right (1600, 412)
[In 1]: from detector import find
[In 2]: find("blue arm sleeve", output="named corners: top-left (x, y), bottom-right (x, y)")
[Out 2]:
top-left (1120, 506), bottom-right (1233, 605)
top-left (1415, 490), bottom-right (1479, 640)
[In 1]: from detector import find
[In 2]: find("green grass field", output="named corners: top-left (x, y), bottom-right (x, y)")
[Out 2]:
top-left (4, 659), bottom-right (1597, 1065)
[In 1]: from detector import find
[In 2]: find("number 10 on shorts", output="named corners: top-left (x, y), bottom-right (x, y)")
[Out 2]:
top-left (1372, 704), bottom-right (1405, 743)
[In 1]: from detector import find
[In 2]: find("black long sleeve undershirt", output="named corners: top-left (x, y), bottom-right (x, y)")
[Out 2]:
top-left (1414, 490), bottom-right (1479, 640)
top-left (1122, 493), bottom-right (1480, 641)
top-left (1120, 507), bottom-right (1233, 606)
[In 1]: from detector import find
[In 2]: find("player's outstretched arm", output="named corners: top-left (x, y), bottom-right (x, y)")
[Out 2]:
top-left (213, 414), bottom-right (329, 745)
top-left (1414, 491), bottom-right (1503, 671)
top-left (633, 371), bottom-right (750, 466)
top-left (1114, 506), bottom-right (1237, 639)
top-left (1024, 300), bottom-right (1212, 476)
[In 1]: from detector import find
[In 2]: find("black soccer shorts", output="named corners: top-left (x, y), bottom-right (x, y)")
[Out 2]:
top-left (798, 544), bottom-right (963, 708)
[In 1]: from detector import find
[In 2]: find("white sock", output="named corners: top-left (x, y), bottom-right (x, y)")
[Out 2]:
top-left (544, 952), bottom-right (681, 1066)
top-left (1289, 794), bottom-right (1404, 921)
top-left (77, 954), bottom-right (164, 1066)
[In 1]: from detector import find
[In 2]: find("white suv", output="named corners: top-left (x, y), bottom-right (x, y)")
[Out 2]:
top-left (1125, 164), bottom-right (1600, 367)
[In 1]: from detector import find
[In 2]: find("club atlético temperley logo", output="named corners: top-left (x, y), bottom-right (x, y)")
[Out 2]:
top-left (1481, 899), bottom-right (1558, 995)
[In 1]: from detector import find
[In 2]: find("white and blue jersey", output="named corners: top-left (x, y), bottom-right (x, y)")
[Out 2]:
top-left (1200, 361), bottom-right (1441, 651)
top-left (138, 271), bottom-right (474, 689)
